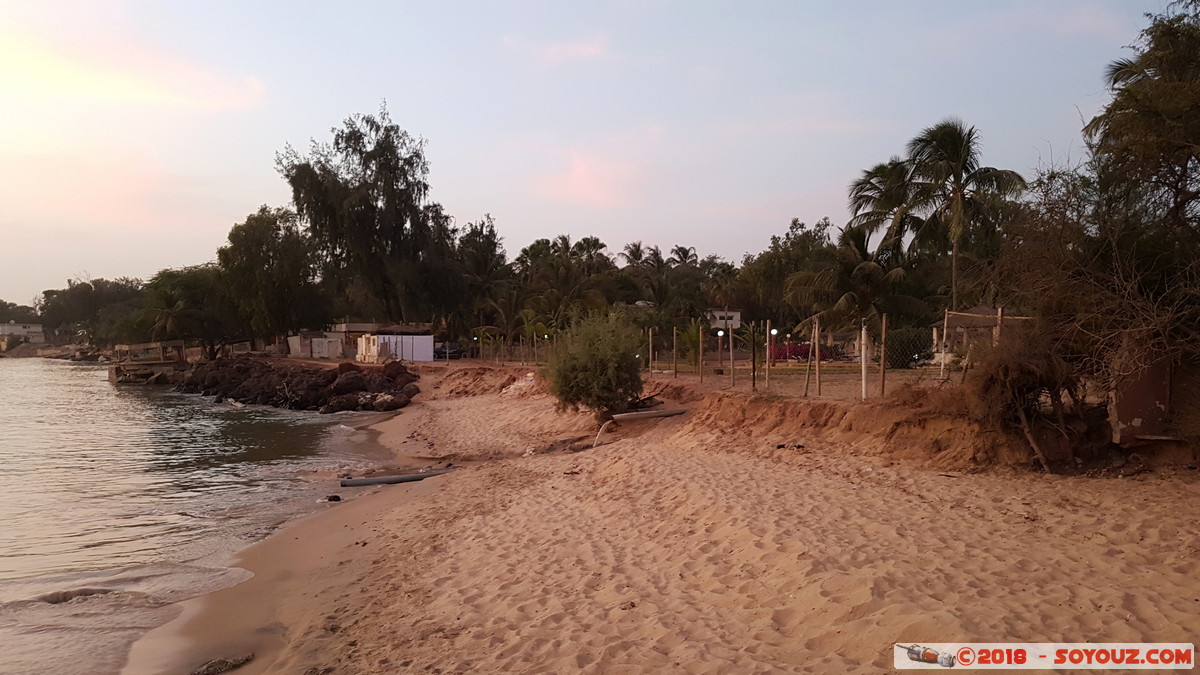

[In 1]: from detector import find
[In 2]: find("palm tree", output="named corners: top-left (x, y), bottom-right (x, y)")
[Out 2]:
top-left (642, 246), bottom-right (669, 274)
top-left (847, 157), bottom-right (931, 261)
top-left (619, 241), bottom-right (646, 267)
top-left (784, 226), bottom-right (923, 330)
top-left (907, 118), bottom-right (1026, 309)
top-left (668, 245), bottom-right (698, 267)
top-left (571, 236), bottom-right (612, 277)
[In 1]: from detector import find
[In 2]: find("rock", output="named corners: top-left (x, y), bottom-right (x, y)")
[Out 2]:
top-left (382, 361), bottom-right (417, 383)
top-left (336, 361), bottom-right (362, 375)
top-left (373, 393), bottom-right (409, 412)
top-left (319, 393), bottom-right (361, 414)
top-left (189, 654), bottom-right (253, 675)
top-left (364, 373), bottom-right (391, 393)
top-left (325, 495), bottom-right (341, 502)
top-left (331, 371), bottom-right (366, 395)
top-left (400, 382), bottom-right (420, 399)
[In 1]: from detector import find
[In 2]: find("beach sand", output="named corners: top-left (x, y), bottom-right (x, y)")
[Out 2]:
top-left (123, 365), bottom-right (1200, 673)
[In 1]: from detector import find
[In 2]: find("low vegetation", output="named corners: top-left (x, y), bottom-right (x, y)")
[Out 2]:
top-left (545, 311), bottom-right (643, 420)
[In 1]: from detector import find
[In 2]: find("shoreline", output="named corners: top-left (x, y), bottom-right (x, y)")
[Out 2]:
top-left (120, 403), bottom-right (448, 675)
top-left (122, 365), bottom-right (1200, 673)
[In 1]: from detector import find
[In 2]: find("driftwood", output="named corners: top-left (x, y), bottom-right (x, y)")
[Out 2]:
top-left (340, 469), bottom-right (454, 487)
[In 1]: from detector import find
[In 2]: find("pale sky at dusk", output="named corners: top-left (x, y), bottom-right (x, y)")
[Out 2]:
top-left (0, 0), bottom-right (1167, 305)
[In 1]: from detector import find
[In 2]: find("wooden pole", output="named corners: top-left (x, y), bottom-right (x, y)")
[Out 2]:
top-left (879, 313), bottom-right (888, 398)
top-left (751, 322), bottom-right (758, 392)
top-left (698, 323), bottom-right (704, 383)
top-left (765, 319), bottom-right (771, 391)
top-left (729, 323), bottom-right (735, 387)
top-left (940, 309), bottom-right (949, 379)
top-left (860, 320), bottom-right (868, 401)
top-left (648, 324), bottom-right (657, 367)
top-left (814, 316), bottom-right (822, 397)
top-left (672, 326), bottom-right (678, 378)
top-left (803, 320), bottom-right (814, 397)
top-left (994, 305), bottom-right (1004, 346)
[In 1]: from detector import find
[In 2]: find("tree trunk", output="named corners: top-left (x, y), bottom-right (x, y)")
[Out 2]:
top-left (951, 238), bottom-right (959, 310)
top-left (1015, 404), bottom-right (1053, 473)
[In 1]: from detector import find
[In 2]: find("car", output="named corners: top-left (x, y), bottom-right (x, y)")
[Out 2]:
top-left (434, 342), bottom-right (466, 359)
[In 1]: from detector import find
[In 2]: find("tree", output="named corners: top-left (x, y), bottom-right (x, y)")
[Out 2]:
top-left (143, 266), bottom-right (241, 359)
top-left (784, 226), bottom-right (926, 331)
top-left (907, 118), bottom-right (1026, 309)
top-left (454, 214), bottom-right (511, 336)
top-left (545, 310), bottom-right (644, 420)
top-left (1084, 3), bottom-right (1200, 232)
top-left (737, 218), bottom-right (835, 322)
top-left (38, 277), bottom-right (145, 344)
top-left (619, 241), bottom-right (646, 267)
top-left (278, 103), bottom-right (456, 321)
top-left (848, 157), bottom-right (931, 259)
top-left (0, 300), bottom-right (39, 324)
top-left (217, 206), bottom-right (326, 337)
top-left (668, 245), bottom-right (698, 267)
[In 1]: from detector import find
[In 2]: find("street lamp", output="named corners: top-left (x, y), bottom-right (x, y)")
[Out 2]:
top-left (717, 330), bottom-right (725, 367)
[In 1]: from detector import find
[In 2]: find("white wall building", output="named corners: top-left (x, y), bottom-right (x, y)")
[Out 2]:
top-left (708, 309), bottom-right (742, 330)
top-left (0, 322), bottom-right (45, 345)
top-left (356, 334), bottom-right (434, 363)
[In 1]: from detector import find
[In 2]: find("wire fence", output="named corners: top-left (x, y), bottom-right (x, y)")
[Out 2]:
top-left (453, 309), bottom-right (1033, 402)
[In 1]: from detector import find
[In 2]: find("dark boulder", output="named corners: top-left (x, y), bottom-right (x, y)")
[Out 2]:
top-left (401, 382), bottom-right (420, 399)
top-left (364, 374), bottom-right (391, 393)
top-left (331, 371), bottom-right (366, 395)
top-left (319, 393), bottom-right (361, 414)
top-left (373, 393), bottom-right (409, 412)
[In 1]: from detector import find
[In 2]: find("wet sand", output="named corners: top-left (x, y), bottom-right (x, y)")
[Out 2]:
top-left (122, 366), bottom-right (1200, 673)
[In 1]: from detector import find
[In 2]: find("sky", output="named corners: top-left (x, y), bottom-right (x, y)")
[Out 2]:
top-left (0, 0), bottom-right (1169, 305)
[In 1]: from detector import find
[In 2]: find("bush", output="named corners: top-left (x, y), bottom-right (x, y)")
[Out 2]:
top-left (545, 311), bottom-right (644, 420)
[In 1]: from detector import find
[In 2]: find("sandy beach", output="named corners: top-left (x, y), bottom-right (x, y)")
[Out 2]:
top-left (123, 364), bottom-right (1200, 674)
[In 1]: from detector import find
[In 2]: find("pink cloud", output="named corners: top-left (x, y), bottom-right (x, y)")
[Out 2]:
top-left (502, 34), bottom-right (610, 65)
top-left (526, 125), bottom-right (663, 208)
top-left (533, 152), bottom-right (641, 208)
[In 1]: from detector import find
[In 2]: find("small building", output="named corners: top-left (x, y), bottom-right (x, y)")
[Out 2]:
top-left (356, 334), bottom-right (434, 364)
top-left (109, 340), bottom-right (188, 383)
top-left (708, 308), bottom-right (742, 330)
top-left (0, 322), bottom-right (45, 350)
top-left (287, 333), bottom-right (345, 360)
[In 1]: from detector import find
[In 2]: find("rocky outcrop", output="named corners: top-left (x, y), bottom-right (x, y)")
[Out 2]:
top-left (179, 357), bottom-right (420, 413)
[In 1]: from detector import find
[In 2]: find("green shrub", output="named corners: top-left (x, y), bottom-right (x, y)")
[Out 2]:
top-left (545, 311), bottom-right (643, 420)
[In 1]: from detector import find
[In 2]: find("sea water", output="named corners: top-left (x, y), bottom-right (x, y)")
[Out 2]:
top-left (0, 358), bottom-right (388, 674)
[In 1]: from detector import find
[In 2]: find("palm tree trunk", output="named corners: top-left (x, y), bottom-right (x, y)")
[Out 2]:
top-left (951, 239), bottom-right (959, 310)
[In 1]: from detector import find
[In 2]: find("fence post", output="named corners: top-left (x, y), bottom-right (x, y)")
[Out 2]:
top-left (860, 319), bottom-right (868, 401)
top-left (994, 305), bottom-right (1004, 346)
top-left (750, 322), bottom-right (757, 392)
top-left (815, 316), bottom-right (822, 397)
top-left (698, 323), bottom-right (704, 383)
top-left (729, 323), bottom-right (735, 388)
top-left (673, 327), bottom-right (678, 378)
top-left (879, 313), bottom-right (888, 398)
top-left (940, 309), bottom-right (949, 379)
top-left (803, 320), bottom-right (814, 397)
top-left (765, 319), bottom-right (771, 391)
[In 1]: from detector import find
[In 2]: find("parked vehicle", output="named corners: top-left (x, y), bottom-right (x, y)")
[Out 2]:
top-left (434, 342), bottom-right (465, 359)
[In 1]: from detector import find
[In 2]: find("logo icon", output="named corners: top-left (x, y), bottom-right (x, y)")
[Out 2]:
top-left (897, 644), bottom-right (957, 668)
